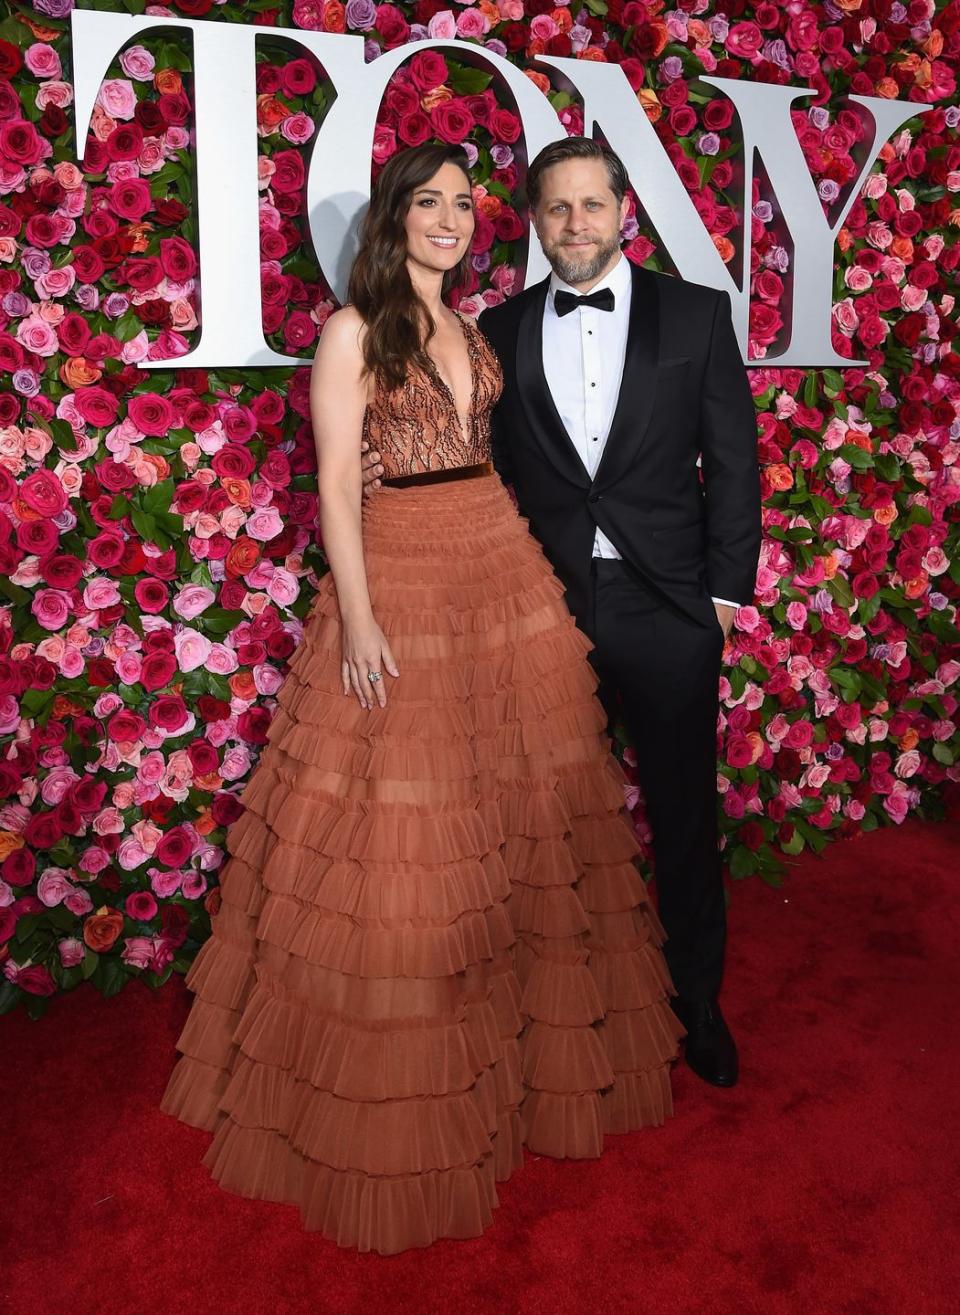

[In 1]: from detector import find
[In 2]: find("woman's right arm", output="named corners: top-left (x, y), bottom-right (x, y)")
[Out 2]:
top-left (310, 308), bottom-right (399, 709)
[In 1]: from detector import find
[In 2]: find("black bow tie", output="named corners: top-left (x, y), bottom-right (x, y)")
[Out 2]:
top-left (554, 287), bottom-right (616, 317)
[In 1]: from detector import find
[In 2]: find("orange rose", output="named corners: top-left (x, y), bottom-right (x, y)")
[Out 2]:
top-left (229, 670), bottom-right (258, 701)
top-left (222, 477), bottom-right (252, 508)
top-left (844, 429), bottom-right (872, 451)
top-left (225, 536), bottom-right (261, 579)
top-left (323, 0), bottom-right (346, 33)
top-left (154, 69), bottom-right (183, 96)
top-left (836, 227), bottom-right (854, 254)
top-left (899, 729), bottom-right (920, 752)
top-left (0, 832), bottom-right (24, 862)
top-left (61, 358), bottom-right (101, 389)
top-left (579, 47), bottom-right (608, 61)
top-left (552, 7), bottom-right (573, 33)
top-left (821, 552), bottom-right (840, 580)
top-left (477, 194), bottom-right (503, 219)
top-left (904, 573), bottom-right (928, 599)
top-left (83, 908), bottom-right (124, 953)
top-left (873, 504), bottom-right (898, 526)
top-left (141, 453), bottom-right (171, 482)
top-left (890, 236), bottom-right (914, 263)
top-left (257, 94), bottom-right (289, 130)
top-left (193, 773), bottom-right (224, 796)
top-left (524, 70), bottom-right (551, 95)
top-left (53, 694), bottom-right (85, 717)
top-left (712, 234), bottom-right (736, 264)
top-left (766, 463), bottom-right (794, 491)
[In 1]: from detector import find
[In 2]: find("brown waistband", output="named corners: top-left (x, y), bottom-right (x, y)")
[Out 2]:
top-left (381, 461), bottom-right (493, 489)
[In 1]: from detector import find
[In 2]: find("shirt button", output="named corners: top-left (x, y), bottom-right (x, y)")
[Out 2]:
top-left (592, 436), bottom-right (598, 442)
top-left (590, 382), bottom-right (596, 388)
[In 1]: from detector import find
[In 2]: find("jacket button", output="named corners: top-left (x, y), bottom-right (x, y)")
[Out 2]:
top-left (588, 492), bottom-right (601, 503)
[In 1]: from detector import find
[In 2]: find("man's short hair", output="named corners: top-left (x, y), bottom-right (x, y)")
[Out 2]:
top-left (526, 137), bottom-right (629, 209)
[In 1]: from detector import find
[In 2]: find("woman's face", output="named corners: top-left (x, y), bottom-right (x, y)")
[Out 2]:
top-left (403, 161), bottom-right (475, 278)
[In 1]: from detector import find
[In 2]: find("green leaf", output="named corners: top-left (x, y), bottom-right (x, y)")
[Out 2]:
top-left (0, 576), bottom-right (31, 605)
top-left (728, 845), bottom-right (758, 879)
top-left (932, 743), bottom-right (955, 766)
top-left (780, 829), bottom-right (806, 856)
top-left (447, 67), bottom-right (493, 96)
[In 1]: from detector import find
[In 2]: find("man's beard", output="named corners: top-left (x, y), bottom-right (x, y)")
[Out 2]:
top-left (543, 232), bottom-right (621, 286)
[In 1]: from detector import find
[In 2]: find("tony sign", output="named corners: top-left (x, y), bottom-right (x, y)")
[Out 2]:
top-left (71, 10), bottom-right (928, 370)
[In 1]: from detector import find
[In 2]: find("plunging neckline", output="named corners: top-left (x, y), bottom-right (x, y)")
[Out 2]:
top-left (422, 310), bottom-right (475, 449)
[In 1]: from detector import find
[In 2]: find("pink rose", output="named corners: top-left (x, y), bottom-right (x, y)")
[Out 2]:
top-left (121, 936), bottom-right (155, 969)
top-left (32, 589), bottom-right (71, 632)
top-left (37, 870), bottom-right (74, 907)
top-left (58, 937), bottom-right (85, 968)
top-left (97, 78), bottom-right (137, 120)
top-left (25, 43), bottom-right (62, 79)
top-left (174, 629), bottom-right (212, 673)
top-left (173, 584), bottom-right (216, 621)
top-left (149, 867), bottom-right (183, 898)
top-left (125, 891), bottom-right (158, 920)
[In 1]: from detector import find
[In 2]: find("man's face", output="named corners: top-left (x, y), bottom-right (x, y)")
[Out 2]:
top-left (531, 157), bottom-right (629, 290)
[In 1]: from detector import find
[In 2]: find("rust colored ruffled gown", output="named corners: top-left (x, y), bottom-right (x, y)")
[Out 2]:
top-left (161, 311), bottom-right (684, 1254)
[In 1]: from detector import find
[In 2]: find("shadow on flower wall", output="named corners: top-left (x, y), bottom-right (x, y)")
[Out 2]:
top-left (0, 0), bottom-right (958, 1015)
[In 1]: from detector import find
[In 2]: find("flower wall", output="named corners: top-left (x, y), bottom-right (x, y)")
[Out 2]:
top-left (0, 0), bottom-right (958, 1014)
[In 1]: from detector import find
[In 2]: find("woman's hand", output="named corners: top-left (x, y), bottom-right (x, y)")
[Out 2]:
top-left (341, 615), bottom-right (399, 709)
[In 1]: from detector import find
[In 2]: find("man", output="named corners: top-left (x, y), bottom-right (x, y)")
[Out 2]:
top-left (365, 136), bottom-right (761, 1087)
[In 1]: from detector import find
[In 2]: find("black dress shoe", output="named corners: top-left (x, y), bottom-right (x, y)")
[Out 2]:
top-left (672, 997), bottom-right (739, 1087)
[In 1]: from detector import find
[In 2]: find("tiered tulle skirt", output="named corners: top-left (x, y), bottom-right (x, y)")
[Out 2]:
top-left (161, 470), bottom-right (684, 1254)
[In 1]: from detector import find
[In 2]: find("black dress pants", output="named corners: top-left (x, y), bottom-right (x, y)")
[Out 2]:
top-left (584, 558), bottom-right (727, 1002)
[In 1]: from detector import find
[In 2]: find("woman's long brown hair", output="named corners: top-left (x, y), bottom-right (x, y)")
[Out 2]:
top-left (347, 143), bottom-right (474, 391)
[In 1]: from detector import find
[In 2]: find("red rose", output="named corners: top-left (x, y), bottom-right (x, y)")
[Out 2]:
top-left (0, 119), bottom-right (43, 166)
top-left (212, 444), bottom-right (257, 479)
top-left (107, 122), bottom-right (144, 162)
top-left (124, 257), bottom-right (164, 292)
top-left (270, 149), bottom-right (305, 194)
top-left (211, 791), bottom-right (245, 826)
top-left (20, 470), bottom-right (67, 518)
top-left (0, 38), bottom-right (22, 78)
top-left (110, 179), bottom-right (152, 221)
top-left (24, 811), bottom-right (63, 851)
top-left (108, 710), bottom-right (146, 743)
top-left (149, 696), bottom-right (189, 732)
top-left (281, 58), bottom-right (317, 96)
top-left (188, 740), bottom-right (220, 775)
top-left (237, 706), bottom-right (272, 744)
top-left (58, 313), bottom-right (92, 357)
top-left (409, 50), bottom-right (448, 92)
top-left (16, 965), bottom-right (57, 996)
top-left (134, 579), bottom-right (169, 613)
top-left (490, 107), bottom-right (522, 143)
top-left (141, 652), bottom-right (177, 692)
top-left (128, 392), bottom-right (176, 436)
top-left (75, 386), bottom-right (120, 428)
top-left (397, 110), bottom-right (432, 148)
top-left (431, 102), bottom-right (473, 145)
top-left (159, 236), bottom-right (197, 281)
top-left (42, 554), bottom-right (84, 589)
top-left (0, 907), bottom-right (16, 944)
top-left (155, 825), bottom-right (194, 866)
top-left (2, 848), bottom-right (36, 889)
top-left (376, 4), bottom-right (410, 46)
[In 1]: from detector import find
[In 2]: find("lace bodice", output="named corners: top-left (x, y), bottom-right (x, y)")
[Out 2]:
top-left (362, 311), bottom-right (503, 478)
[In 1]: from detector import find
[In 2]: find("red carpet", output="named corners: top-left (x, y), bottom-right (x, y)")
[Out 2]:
top-left (3, 818), bottom-right (959, 1315)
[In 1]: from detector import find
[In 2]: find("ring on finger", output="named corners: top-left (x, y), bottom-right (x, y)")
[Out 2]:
top-left (368, 670), bottom-right (382, 683)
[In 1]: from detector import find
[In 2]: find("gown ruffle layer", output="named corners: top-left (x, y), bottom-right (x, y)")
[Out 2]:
top-left (161, 472), bottom-right (684, 1255)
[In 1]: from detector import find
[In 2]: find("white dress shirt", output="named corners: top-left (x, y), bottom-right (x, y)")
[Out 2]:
top-left (540, 253), bottom-right (740, 609)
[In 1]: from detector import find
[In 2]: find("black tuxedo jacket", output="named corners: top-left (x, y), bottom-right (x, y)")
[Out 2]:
top-left (477, 261), bottom-right (761, 630)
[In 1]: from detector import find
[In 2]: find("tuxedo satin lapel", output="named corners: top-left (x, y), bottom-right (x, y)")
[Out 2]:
top-left (593, 263), bottom-right (660, 492)
top-left (516, 279), bottom-right (591, 490)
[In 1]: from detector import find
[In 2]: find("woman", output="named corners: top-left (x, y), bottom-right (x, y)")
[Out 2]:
top-left (161, 143), bottom-right (684, 1255)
